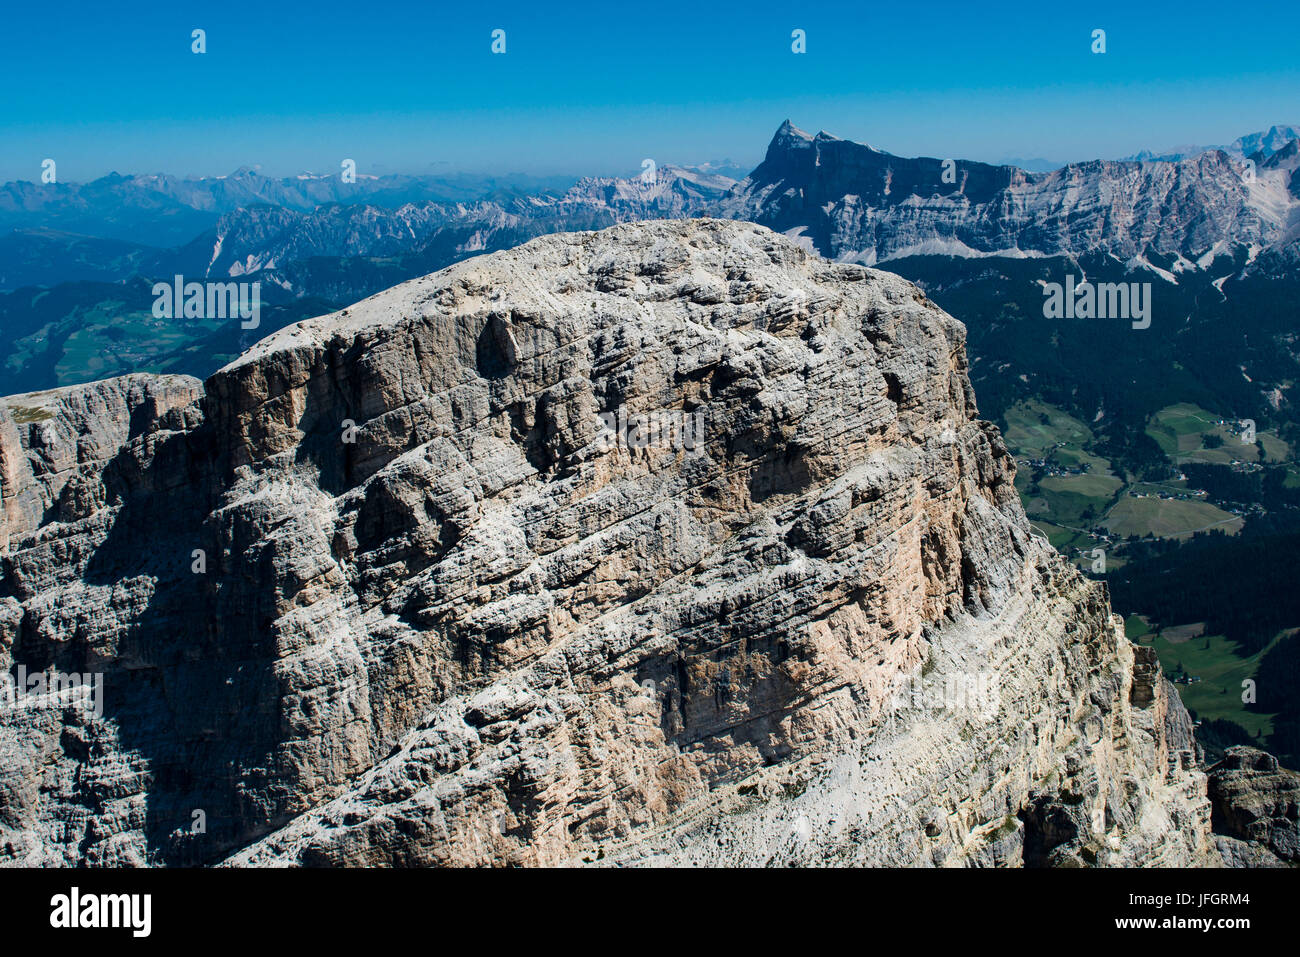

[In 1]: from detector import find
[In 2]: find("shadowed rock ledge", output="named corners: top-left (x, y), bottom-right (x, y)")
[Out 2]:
top-left (1, 219), bottom-right (1217, 866)
top-left (1208, 746), bottom-right (1300, 866)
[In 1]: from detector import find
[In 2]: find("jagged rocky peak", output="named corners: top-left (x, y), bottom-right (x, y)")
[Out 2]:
top-left (718, 121), bottom-right (1290, 267)
top-left (1207, 746), bottom-right (1300, 866)
top-left (770, 119), bottom-right (814, 148)
top-left (770, 119), bottom-right (845, 149)
top-left (1, 219), bottom-right (1215, 866)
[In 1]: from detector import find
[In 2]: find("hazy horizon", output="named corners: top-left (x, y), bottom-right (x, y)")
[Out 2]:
top-left (5, 115), bottom-right (1299, 188)
top-left (3, 0), bottom-right (1298, 183)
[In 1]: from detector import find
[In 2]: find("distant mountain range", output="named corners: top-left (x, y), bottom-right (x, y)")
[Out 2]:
top-left (4, 121), bottom-right (1297, 298)
top-left (2, 119), bottom-right (1299, 397)
top-left (715, 121), bottom-right (1300, 269)
top-left (6, 120), bottom-right (1300, 778)
top-left (0, 165), bottom-right (739, 294)
top-left (0, 169), bottom-right (584, 249)
top-left (1122, 124), bottom-right (1300, 163)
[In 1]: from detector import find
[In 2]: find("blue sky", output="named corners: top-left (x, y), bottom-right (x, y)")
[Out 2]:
top-left (2, 0), bottom-right (1297, 182)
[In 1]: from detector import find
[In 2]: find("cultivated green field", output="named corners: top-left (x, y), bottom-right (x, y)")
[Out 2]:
top-left (57, 305), bottom-right (226, 387)
top-left (1144, 402), bottom-right (1290, 466)
top-left (1006, 399), bottom-right (1122, 542)
top-left (1007, 398), bottom-right (1289, 557)
top-left (1124, 614), bottom-right (1152, 639)
top-left (1003, 400), bottom-right (1093, 456)
top-left (1024, 518), bottom-right (1083, 551)
top-left (1135, 628), bottom-right (1284, 740)
top-left (1103, 494), bottom-right (1243, 539)
top-left (1039, 472), bottom-right (1124, 499)
top-left (1259, 432), bottom-right (1290, 462)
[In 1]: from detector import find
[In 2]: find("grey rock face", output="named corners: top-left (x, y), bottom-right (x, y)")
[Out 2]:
top-left (196, 124), bottom-right (1300, 308)
top-left (712, 121), bottom-right (1298, 267)
top-left (1, 220), bottom-right (1214, 866)
top-left (205, 166), bottom-right (736, 281)
top-left (1207, 746), bottom-right (1300, 866)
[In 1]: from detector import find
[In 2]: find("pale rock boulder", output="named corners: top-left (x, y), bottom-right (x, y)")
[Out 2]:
top-left (0, 220), bottom-right (1215, 866)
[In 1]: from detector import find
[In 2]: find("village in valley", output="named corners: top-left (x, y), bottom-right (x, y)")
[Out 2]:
top-left (1004, 398), bottom-right (1297, 745)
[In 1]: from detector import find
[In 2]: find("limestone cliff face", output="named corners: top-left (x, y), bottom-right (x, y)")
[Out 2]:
top-left (1208, 747), bottom-right (1300, 866)
top-left (0, 220), bottom-right (1214, 866)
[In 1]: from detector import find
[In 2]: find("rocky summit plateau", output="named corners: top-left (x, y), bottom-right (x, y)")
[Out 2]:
top-left (0, 219), bottom-right (1239, 866)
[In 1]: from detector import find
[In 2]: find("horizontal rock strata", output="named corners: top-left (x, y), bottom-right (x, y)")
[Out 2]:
top-left (0, 220), bottom-right (1215, 866)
